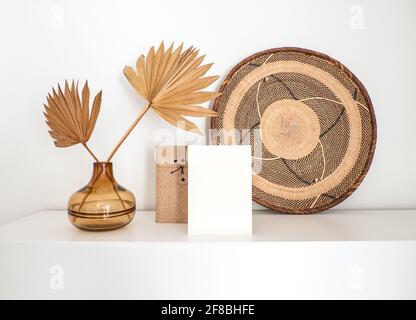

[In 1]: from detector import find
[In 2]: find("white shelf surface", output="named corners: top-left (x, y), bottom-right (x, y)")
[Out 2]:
top-left (1, 209), bottom-right (416, 242)
top-left (1, 210), bottom-right (416, 299)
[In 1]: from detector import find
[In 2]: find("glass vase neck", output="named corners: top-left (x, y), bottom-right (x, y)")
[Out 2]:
top-left (90, 162), bottom-right (114, 182)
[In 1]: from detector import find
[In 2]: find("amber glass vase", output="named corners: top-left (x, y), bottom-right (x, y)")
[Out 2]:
top-left (68, 162), bottom-right (136, 231)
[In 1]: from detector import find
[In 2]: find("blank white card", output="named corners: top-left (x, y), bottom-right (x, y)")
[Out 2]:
top-left (188, 145), bottom-right (252, 235)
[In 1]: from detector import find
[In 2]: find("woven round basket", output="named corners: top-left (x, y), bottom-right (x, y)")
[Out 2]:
top-left (211, 48), bottom-right (376, 214)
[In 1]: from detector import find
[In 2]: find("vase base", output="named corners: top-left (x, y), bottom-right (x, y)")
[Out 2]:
top-left (68, 207), bottom-right (135, 231)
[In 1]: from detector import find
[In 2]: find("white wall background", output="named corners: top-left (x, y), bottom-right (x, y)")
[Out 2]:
top-left (0, 0), bottom-right (415, 224)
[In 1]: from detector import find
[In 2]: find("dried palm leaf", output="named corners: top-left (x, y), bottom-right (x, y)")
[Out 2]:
top-left (106, 42), bottom-right (220, 161)
top-left (44, 80), bottom-right (102, 161)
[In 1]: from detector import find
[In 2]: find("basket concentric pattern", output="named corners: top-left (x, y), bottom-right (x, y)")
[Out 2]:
top-left (211, 48), bottom-right (376, 214)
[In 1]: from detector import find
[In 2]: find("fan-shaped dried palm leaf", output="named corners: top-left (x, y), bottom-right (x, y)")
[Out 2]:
top-left (44, 80), bottom-right (102, 161)
top-left (123, 42), bottom-right (220, 115)
top-left (106, 42), bottom-right (220, 161)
